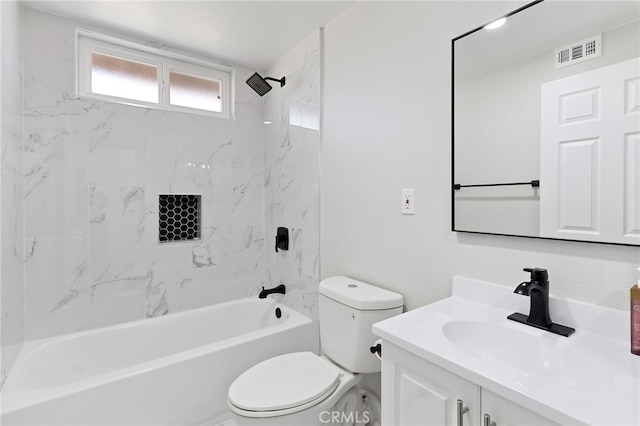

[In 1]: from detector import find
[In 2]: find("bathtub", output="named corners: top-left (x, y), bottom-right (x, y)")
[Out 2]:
top-left (1, 297), bottom-right (314, 425)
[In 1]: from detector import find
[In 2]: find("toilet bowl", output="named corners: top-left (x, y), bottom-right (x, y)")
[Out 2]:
top-left (227, 276), bottom-right (403, 426)
top-left (228, 352), bottom-right (362, 426)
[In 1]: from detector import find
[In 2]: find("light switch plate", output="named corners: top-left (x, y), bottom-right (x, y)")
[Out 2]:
top-left (402, 189), bottom-right (415, 215)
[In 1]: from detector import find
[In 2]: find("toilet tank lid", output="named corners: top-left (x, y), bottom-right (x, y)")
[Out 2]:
top-left (319, 276), bottom-right (403, 310)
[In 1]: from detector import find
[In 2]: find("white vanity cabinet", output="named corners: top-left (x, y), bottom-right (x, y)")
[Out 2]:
top-left (381, 342), bottom-right (479, 426)
top-left (481, 389), bottom-right (558, 426)
top-left (381, 342), bottom-right (558, 426)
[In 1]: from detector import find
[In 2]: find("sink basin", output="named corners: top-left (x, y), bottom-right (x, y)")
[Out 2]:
top-left (442, 320), bottom-right (613, 387)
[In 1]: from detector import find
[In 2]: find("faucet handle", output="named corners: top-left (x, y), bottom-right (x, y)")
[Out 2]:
top-left (523, 267), bottom-right (548, 285)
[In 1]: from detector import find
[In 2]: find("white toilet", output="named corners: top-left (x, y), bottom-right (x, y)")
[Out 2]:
top-left (227, 276), bottom-right (403, 426)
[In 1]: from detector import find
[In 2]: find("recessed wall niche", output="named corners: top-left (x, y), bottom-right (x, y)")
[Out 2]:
top-left (158, 194), bottom-right (201, 243)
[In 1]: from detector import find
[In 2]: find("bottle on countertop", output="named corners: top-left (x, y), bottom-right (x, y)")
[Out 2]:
top-left (632, 269), bottom-right (640, 356)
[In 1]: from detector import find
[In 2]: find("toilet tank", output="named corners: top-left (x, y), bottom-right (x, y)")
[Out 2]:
top-left (318, 276), bottom-right (403, 373)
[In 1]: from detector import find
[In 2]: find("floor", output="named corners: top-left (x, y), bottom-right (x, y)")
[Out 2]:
top-left (206, 416), bottom-right (235, 426)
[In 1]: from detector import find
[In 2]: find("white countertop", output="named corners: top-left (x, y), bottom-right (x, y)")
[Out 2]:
top-left (372, 276), bottom-right (640, 426)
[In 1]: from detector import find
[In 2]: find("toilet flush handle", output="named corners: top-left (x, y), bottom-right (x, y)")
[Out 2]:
top-left (369, 339), bottom-right (383, 360)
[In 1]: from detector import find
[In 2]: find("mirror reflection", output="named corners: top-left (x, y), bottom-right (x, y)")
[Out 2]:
top-left (453, 0), bottom-right (640, 246)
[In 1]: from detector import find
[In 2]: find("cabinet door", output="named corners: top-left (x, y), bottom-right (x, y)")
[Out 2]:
top-left (381, 342), bottom-right (480, 426)
top-left (481, 389), bottom-right (559, 426)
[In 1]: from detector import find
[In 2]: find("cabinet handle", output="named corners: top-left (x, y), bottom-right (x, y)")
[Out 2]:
top-left (483, 413), bottom-right (497, 426)
top-left (456, 399), bottom-right (469, 426)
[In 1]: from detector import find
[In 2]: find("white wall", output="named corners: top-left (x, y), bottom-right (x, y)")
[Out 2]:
top-left (0, 0), bottom-right (25, 388)
top-left (321, 1), bottom-right (640, 312)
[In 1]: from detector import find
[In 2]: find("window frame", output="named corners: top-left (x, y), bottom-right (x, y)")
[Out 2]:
top-left (76, 30), bottom-right (234, 119)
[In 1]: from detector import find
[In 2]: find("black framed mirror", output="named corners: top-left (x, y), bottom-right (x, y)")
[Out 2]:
top-left (452, 0), bottom-right (640, 246)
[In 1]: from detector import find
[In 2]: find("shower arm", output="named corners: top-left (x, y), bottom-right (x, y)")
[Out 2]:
top-left (263, 76), bottom-right (286, 87)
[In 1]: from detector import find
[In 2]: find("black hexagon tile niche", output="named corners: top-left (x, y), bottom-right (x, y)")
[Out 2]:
top-left (158, 194), bottom-right (201, 243)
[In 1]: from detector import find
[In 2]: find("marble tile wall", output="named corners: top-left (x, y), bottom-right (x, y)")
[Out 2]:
top-left (22, 8), bottom-right (265, 340)
top-left (263, 30), bottom-right (322, 329)
top-left (1, 0), bottom-right (25, 388)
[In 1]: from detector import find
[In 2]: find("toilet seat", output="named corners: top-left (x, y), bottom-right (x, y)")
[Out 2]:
top-left (228, 352), bottom-right (342, 416)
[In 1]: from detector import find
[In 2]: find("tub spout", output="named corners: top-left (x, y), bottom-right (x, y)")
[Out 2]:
top-left (259, 284), bottom-right (286, 299)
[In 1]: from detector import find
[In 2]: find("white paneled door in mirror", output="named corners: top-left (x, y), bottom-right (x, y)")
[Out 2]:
top-left (540, 58), bottom-right (640, 245)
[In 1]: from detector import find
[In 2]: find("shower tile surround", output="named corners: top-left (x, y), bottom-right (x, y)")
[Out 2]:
top-left (263, 31), bottom-right (322, 326)
top-left (1, 1), bottom-right (25, 387)
top-left (20, 8), bottom-right (267, 340)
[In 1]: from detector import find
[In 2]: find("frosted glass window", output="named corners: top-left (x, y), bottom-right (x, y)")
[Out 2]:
top-left (91, 52), bottom-right (158, 103)
top-left (169, 71), bottom-right (222, 112)
top-left (78, 32), bottom-right (232, 118)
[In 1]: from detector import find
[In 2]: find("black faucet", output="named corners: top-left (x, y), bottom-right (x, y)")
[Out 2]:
top-left (507, 268), bottom-right (575, 337)
top-left (258, 284), bottom-right (286, 299)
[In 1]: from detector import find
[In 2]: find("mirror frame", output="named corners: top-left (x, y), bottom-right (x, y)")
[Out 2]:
top-left (451, 0), bottom-right (638, 247)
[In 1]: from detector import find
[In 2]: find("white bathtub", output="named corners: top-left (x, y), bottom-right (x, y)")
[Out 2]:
top-left (1, 297), bottom-right (314, 425)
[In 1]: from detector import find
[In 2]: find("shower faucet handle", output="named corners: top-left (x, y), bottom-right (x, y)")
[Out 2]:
top-left (275, 227), bottom-right (289, 252)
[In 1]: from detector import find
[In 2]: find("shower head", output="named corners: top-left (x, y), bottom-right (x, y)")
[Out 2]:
top-left (246, 72), bottom-right (286, 96)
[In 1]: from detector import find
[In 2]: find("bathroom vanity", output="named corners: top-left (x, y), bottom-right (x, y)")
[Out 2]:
top-left (373, 277), bottom-right (640, 426)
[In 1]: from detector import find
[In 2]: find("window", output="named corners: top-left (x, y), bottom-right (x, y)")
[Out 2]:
top-left (168, 70), bottom-right (221, 112)
top-left (90, 52), bottom-right (159, 103)
top-left (77, 31), bottom-right (233, 118)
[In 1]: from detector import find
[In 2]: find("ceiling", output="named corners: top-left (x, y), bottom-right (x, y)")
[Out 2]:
top-left (23, 0), bottom-right (356, 70)
top-left (454, 0), bottom-right (639, 78)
